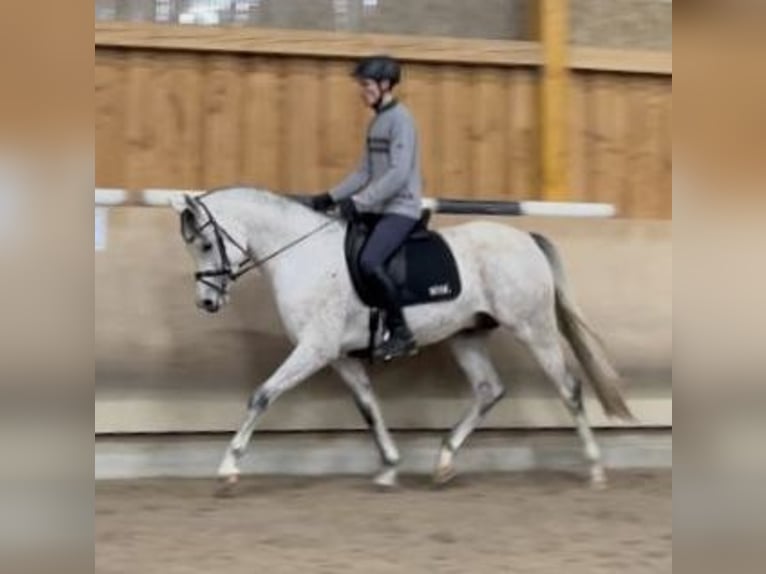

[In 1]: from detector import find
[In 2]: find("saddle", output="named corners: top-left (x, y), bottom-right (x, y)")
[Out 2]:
top-left (344, 211), bottom-right (462, 308)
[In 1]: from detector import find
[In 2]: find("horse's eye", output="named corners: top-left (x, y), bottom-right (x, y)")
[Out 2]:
top-left (201, 242), bottom-right (213, 253)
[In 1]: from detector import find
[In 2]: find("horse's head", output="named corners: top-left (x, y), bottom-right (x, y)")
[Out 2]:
top-left (170, 193), bottom-right (251, 313)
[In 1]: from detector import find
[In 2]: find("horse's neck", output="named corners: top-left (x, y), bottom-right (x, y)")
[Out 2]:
top-left (216, 190), bottom-right (334, 265)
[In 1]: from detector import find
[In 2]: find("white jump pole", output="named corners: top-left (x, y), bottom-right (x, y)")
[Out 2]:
top-left (94, 188), bottom-right (617, 218)
top-left (94, 188), bottom-right (130, 206)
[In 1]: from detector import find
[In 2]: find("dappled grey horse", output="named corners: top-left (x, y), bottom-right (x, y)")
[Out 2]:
top-left (171, 186), bottom-right (632, 491)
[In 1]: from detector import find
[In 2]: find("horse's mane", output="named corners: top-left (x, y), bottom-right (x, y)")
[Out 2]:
top-left (202, 185), bottom-right (334, 224)
top-left (201, 185), bottom-right (286, 205)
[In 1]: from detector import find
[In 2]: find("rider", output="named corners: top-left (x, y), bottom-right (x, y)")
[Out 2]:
top-left (311, 54), bottom-right (422, 361)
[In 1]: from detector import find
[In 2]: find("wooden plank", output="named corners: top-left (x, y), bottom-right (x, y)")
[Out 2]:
top-left (319, 59), bottom-right (366, 192)
top-left (508, 69), bottom-right (539, 200)
top-left (96, 22), bottom-right (544, 68)
top-left (122, 52), bottom-right (156, 190)
top-left (526, 0), bottom-right (541, 41)
top-left (568, 72), bottom-right (587, 201)
top-left (625, 77), bottom-right (665, 219)
top-left (645, 78), bottom-right (673, 219)
top-left (97, 23), bottom-right (672, 76)
top-left (611, 76), bottom-right (630, 216)
top-left (657, 81), bottom-right (672, 219)
top-left (571, 47), bottom-right (672, 75)
top-left (95, 50), bottom-right (126, 187)
top-left (158, 52), bottom-right (204, 189)
top-left (133, 54), bottom-right (195, 189)
top-left (540, 0), bottom-right (569, 201)
top-left (584, 73), bottom-right (598, 204)
top-left (641, 78), bottom-right (662, 218)
top-left (471, 67), bottom-right (509, 199)
top-left (282, 59), bottom-right (321, 193)
top-left (439, 65), bottom-right (472, 198)
top-left (95, 22), bottom-right (673, 75)
top-left (582, 73), bottom-right (595, 203)
top-left (241, 56), bottom-right (283, 190)
top-left (587, 73), bottom-right (618, 207)
top-left (624, 76), bottom-right (649, 218)
top-left (201, 54), bottom-right (244, 188)
top-left (404, 64), bottom-right (439, 196)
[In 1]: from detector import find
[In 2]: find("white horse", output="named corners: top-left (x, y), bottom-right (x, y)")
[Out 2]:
top-left (170, 186), bottom-right (632, 491)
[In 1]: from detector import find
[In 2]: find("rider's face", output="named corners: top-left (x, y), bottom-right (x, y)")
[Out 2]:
top-left (358, 79), bottom-right (387, 108)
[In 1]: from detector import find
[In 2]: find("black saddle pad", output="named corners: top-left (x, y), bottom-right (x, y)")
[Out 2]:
top-left (344, 213), bottom-right (462, 308)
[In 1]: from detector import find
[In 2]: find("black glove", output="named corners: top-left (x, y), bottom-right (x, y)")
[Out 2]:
top-left (310, 192), bottom-right (335, 212)
top-left (338, 199), bottom-right (359, 222)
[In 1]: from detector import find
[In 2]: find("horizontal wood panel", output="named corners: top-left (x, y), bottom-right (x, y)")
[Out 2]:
top-left (95, 22), bottom-right (543, 68)
top-left (95, 22), bottom-right (672, 75)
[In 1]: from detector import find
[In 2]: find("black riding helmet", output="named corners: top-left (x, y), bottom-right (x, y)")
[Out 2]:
top-left (352, 55), bottom-right (401, 88)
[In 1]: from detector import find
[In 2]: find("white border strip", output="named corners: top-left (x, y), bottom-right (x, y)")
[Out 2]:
top-left (95, 188), bottom-right (617, 218)
top-left (96, 430), bottom-right (671, 480)
top-left (94, 188), bottom-right (128, 206)
top-left (520, 201), bottom-right (616, 218)
top-left (143, 188), bottom-right (204, 207)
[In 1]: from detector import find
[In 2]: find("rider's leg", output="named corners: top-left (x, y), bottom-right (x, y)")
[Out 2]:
top-left (359, 213), bottom-right (419, 360)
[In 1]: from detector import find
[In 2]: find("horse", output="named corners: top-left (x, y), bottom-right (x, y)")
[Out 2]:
top-left (170, 186), bottom-right (632, 491)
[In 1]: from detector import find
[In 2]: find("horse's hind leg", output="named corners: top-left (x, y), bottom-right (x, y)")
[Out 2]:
top-left (514, 313), bottom-right (606, 488)
top-left (435, 332), bottom-right (506, 485)
top-left (332, 358), bottom-right (401, 488)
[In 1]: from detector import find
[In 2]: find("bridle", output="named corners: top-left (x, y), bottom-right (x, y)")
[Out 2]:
top-left (188, 199), bottom-right (254, 296)
top-left (184, 197), bottom-right (334, 296)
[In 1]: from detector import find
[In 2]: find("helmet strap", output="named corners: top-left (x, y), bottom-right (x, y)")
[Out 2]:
top-left (373, 84), bottom-right (393, 112)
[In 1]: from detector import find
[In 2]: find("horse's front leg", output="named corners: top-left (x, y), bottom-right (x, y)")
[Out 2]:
top-left (332, 358), bottom-right (400, 488)
top-left (216, 339), bottom-right (333, 491)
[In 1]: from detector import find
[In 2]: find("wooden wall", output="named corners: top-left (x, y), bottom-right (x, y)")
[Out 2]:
top-left (569, 71), bottom-right (672, 218)
top-left (95, 24), bottom-right (672, 218)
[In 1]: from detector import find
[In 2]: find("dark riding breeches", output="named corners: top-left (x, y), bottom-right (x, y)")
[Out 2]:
top-left (359, 214), bottom-right (419, 274)
top-left (358, 214), bottom-right (419, 320)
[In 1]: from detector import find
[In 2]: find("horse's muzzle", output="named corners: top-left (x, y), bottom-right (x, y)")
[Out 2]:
top-left (200, 297), bottom-right (220, 313)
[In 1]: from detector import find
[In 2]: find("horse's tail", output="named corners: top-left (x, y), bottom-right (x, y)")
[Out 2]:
top-left (530, 233), bottom-right (634, 421)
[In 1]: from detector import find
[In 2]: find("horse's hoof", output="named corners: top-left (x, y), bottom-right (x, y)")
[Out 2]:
top-left (373, 467), bottom-right (399, 489)
top-left (214, 474), bottom-right (239, 497)
top-left (433, 464), bottom-right (457, 487)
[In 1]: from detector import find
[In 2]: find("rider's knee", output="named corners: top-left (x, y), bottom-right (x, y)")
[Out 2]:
top-left (359, 255), bottom-right (383, 277)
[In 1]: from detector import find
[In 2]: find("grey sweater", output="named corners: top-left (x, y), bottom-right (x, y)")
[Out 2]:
top-left (329, 101), bottom-right (423, 219)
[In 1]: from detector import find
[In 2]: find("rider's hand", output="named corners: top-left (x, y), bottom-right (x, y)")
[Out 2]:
top-left (310, 192), bottom-right (335, 212)
top-left (338, 199), bottom-right (359, 222)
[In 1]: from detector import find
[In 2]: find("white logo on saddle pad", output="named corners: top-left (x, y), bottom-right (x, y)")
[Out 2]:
top-left (429, 283), bottom-right (452, 297)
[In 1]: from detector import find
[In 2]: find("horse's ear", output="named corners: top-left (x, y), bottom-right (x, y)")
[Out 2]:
top-left (173, 194), bottom-right (203, 241)
top-left (183, 194), bottom-right (204, 219)
top-left (169, 193), bottom-right (187, 213)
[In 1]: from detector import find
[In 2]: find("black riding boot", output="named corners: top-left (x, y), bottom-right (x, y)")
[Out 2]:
top-left (367, 266), bottom-right (417, 361)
